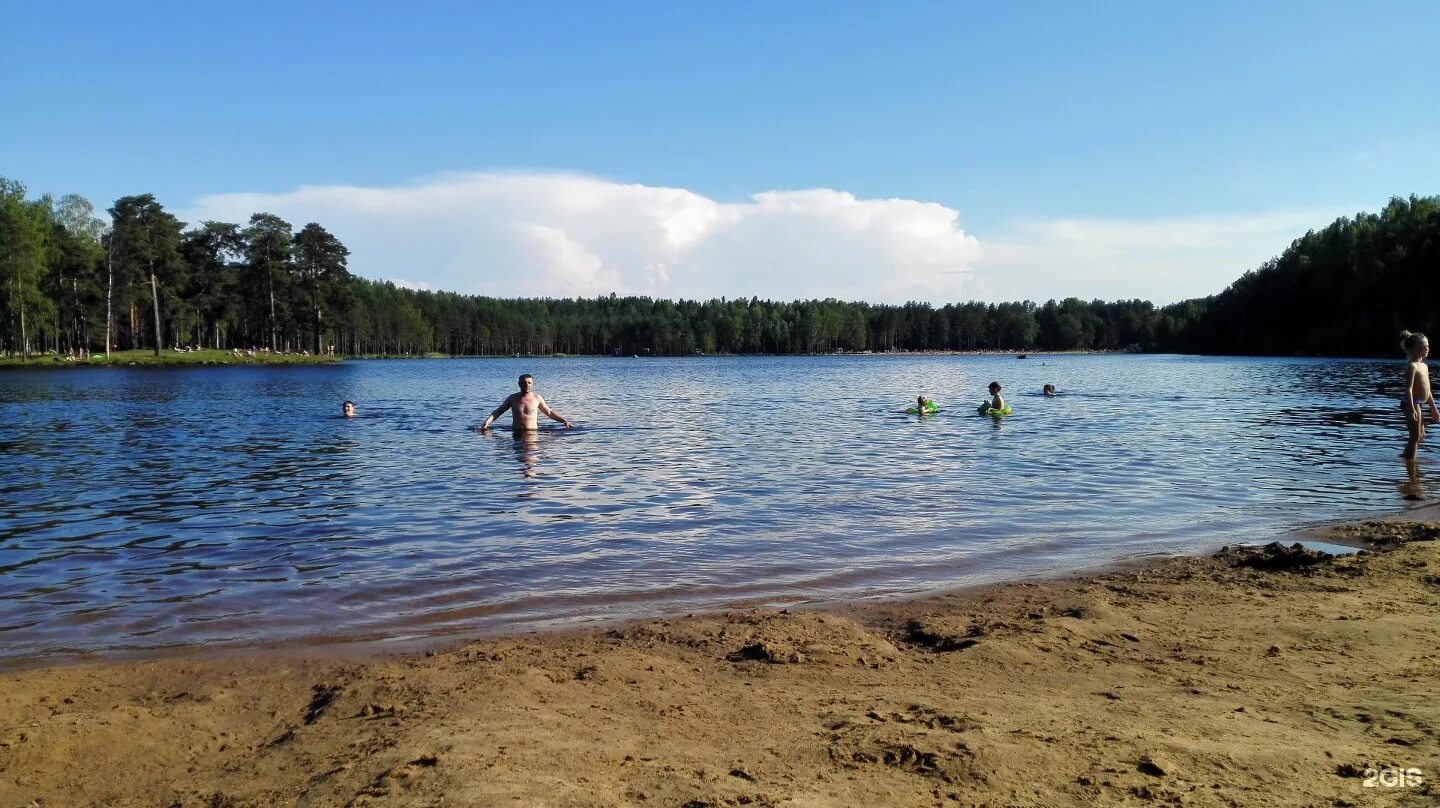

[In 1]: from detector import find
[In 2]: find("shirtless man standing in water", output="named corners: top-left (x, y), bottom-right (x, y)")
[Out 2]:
top-left (480, 373), bottom-right (573, 432)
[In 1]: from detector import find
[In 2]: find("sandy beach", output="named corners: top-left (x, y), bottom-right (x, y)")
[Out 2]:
top-left (2, 518), bottom-right (1437, 807)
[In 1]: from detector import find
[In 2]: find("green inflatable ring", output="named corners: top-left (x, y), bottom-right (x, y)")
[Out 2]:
top-left (906, 401), bottom-right (940, 414)
top-left (977, 403), bottom-right (1013, 417)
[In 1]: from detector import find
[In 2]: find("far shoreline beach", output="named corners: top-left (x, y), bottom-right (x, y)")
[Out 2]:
top-left (0, 348), bottom-right (1121, 370)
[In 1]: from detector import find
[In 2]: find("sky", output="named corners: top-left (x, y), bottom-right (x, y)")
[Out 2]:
top-left (4, 1), bottom-right (1437, 305)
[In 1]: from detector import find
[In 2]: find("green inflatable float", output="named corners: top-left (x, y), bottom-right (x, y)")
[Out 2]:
top-left (906, 400), bottom-right (940, 414)
top-left (977, 403), bottom-right (1013, 417)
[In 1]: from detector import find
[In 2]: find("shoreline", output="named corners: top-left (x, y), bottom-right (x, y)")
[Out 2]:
top-left (3, 350), bottom-right (1411, 370)
top-left (0, 348), bottom-right (341, 369)
top-left (5, 504), bottom-right (1431, 674)
top-left (3, 517), bottom-right (1437, 806)
top-left (5, 508), bottom-right (1410, 675)
top-left (1, 349), bottom-right (1123, 369)
top-left (352, 348), bottom-right (1125, 359)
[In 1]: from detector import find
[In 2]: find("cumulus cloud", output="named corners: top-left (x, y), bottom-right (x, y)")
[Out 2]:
top-left (181, 171), bottom-right (1355, 305)
top-left (182, 172), bottom-right (980, 303)
top-left (969, 209), bottom-right (1358, 304)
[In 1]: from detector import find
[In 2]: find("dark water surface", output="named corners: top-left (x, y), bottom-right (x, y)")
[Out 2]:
top-left (0, 355), bottom-right (1427, 660)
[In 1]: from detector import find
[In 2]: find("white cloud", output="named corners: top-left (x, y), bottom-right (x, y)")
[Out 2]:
top-left (182, 172), bottom-right (979, 303)
top-left (970, 209), bottom-right (1358, 304)
top-left (511, 222), bottom-right (618, 296)
top-left (181, 171), bottom-right (1356, 305)
top-left (388, 277), bottom-right (433, 291)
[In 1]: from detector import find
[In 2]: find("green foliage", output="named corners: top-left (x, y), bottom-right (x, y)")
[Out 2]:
top-left (47, 194), bottom-right (106, 352)
top-left (3, 173), bottom-right (1434, 361)
top-left (0, 177), bottom-right (55, 358)
top-left (181, 221), bottom-right (244, 348)
top-left (107, 194), bottom-right (186, 354)
top-left (293, 222), bottom-right (351, 354)
top-left (377, 291), bottom-right (1158, 356)
top-left (1159, 195), bottom-right (1440, 356)
top-left (242, 212), bottom-right (294, 350)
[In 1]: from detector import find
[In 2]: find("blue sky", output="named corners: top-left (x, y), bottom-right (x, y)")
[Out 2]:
top-left (4, 1), bottom-right (1438, 303)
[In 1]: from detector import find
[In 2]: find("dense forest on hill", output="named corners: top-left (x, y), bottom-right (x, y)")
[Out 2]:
top-left (1, 174), bottom-right (1435, 359)
top-left (1163, 195), bottom-right (1440, 357)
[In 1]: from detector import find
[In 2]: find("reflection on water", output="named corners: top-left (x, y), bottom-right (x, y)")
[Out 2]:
top-left (1401, 460), bottom-right (1426, 501)
top-left (515, 433), bottom-right (541, 479)
top-left (0, 355), bottom-right (1430, 660)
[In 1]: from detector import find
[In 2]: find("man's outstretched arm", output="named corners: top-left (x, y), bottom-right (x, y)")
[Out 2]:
top-left (480, 397), bottom-right (514, 430)
top-left (539, 398), bottom-right (573, 428)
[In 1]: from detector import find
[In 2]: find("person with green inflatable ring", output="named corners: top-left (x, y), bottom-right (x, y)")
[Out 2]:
top-left (978, 381), bottom-right (1012, 417)
top-left (907, 395), bottom-right (940, 415)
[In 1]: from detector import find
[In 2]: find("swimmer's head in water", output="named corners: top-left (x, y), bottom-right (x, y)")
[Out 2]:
top-left (518, 373), bottom-right (534, 392)
top-left (1043, 384), bottom-right (1056, 395)
top-left (342, 400), bottom-right (356, 417)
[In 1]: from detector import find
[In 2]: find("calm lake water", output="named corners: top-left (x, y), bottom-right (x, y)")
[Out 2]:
top-left (0, 354), bottom-right (1427, 661)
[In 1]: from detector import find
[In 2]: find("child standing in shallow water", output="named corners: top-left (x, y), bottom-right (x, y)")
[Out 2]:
top-left (1400, 331), bottom-right (1440, 460)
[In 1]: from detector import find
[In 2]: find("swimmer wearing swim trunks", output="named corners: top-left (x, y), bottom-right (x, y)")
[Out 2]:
top-left (1400, 331), bottom-right (1440, 460)
top-left (481, 373), bottom-right (574, 433)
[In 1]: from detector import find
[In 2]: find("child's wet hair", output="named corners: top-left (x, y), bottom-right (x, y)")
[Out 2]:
top-left (1401, 330), bottom-right (1429, 356)
top-left (987, 381), bottom-right (1001, 391)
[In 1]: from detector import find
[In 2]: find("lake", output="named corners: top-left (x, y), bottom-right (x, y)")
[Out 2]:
top-left (0, 354), bottom-right (1425, 661)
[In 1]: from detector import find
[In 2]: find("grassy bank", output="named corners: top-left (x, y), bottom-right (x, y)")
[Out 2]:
top-left (0, 349), bottom-right (342, 368)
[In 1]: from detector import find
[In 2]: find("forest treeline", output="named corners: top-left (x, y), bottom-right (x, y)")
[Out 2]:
top-left (1162, 194), bottom-right (1440, 357)
top-left (2, 174), bottom-right (1436, 359)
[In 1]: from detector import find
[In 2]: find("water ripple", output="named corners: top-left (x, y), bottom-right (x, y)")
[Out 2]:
top-left (0, 355), bottom-right (1425, 659)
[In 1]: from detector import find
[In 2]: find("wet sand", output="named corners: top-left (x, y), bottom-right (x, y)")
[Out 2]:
top-left (2, 519), bottom-right (1438, 807)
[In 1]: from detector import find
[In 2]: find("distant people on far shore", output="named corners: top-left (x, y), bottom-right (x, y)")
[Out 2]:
top-left (1400, 330), bottom-right (1439, 460)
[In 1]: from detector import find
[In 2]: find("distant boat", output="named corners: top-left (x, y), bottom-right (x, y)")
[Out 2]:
top-left (1017, 353), bottom-right (1028, 359)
